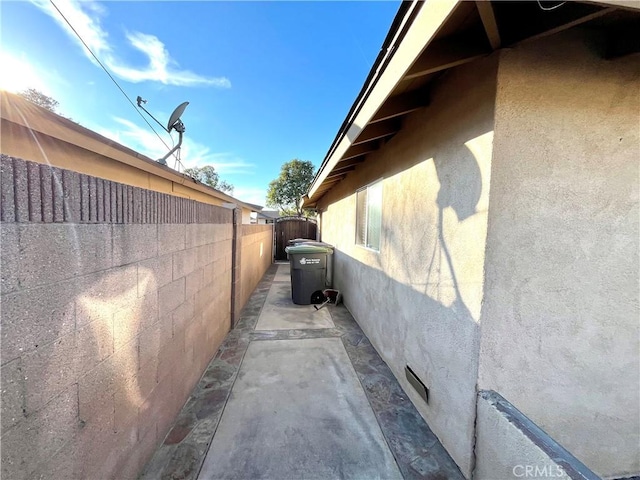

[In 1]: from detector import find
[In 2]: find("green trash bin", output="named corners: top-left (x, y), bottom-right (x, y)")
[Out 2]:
top-left (285, 244), bottom-right (333, 305)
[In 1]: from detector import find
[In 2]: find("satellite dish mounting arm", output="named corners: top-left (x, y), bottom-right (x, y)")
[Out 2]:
top-left (158, 119), bottom-right (185, 165)
top-left (136, 98), bottom-right (189, 166)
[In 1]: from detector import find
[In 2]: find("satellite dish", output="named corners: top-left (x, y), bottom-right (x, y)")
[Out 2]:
top-left (135, 97), bottom-right (190, 166)
top-left (167, 101), bottom-right (189, 132)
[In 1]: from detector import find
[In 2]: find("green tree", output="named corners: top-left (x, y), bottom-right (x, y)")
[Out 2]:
top-left (184, 165), bottom-right (234, 194)
top-left (18, 88), bottom-right (59, 113)
top-left (266, 159), bottom-right (315, 217)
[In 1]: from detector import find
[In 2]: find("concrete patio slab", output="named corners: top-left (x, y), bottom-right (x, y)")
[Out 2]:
top-left (255, 277), bottom-right (334, 330)
top-left (199, 337), bottom-right (402, 480)
top-left (273, 262), bottom-right (290, 283)
top-left (140, 263), bottom-right (464, 480)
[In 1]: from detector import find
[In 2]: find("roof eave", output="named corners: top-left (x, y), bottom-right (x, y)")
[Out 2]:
top-left (304, 0), bottom-right (461, 207)
top-left (304, 0), bottom-right (637, 209)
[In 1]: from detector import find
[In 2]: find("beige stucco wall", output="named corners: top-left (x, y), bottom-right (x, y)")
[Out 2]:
top-left (241, 208), bottom-right (252, 225)
top-left (317, 55), bottom-right (498, 476)
top-left (475, 392), bottom-right (574, 480)
top-left (478, 30), bottom-right (640, 478)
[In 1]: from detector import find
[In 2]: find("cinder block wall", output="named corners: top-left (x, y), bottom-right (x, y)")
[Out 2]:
top-left (0, 155), bottom-right (234, 479)
top-left (239, 225), bottom-right (274, 310)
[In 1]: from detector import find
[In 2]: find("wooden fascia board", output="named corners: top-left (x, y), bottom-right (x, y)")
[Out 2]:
top-left (351, 120), bottom-right (399, 146)
top-left (318, 176), bottom-right (344, 187)
top-left (370, 91), bottom-right (429, 123)
top-left (325, 171), bottom-right (350, 181)
top-left (307, 0), bottom-right (460, 202)
top-left (404, 36), bottom-right (491, 80)
top-left (517, 7), bottom-right (616, 45)
top-left (581, 0), bottom-right (639, 11)
top-left (329, 165), bottom-right (357, 176)
top-left (335, 156), bottom-right (366, 169)
top-left (476, 1), bottom-right (501, 50)
top-left (341, 142), bottom-right (378, 161)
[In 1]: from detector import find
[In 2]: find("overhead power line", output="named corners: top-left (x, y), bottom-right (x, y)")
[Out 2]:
top-left (536, 1), bottom-right (566, 11)
top-left (48, 0), bottom-right (184, 168)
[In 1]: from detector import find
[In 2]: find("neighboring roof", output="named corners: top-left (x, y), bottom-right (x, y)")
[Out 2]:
top-left (303, 0), bottom-right (640, 208)
top-left (244, 202), bottom-right (265, 212)
top-left (0, 90), bottom-right (260, 212)
top-left (257, 210), bottom-right (280, 220)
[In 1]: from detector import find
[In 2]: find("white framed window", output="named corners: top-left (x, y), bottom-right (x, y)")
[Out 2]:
top-left (355, 179), bottom-right (382, 251)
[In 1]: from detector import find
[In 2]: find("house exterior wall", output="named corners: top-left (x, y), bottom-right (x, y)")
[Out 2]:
top-left (474, 391), bottom-right (598, 480)
top-left (317, 55), bottom-right (499, 476)
top-left (478, 30), bottom-right (640, 478)
top-left (241, 208), bottom-right (252, 225)
top-left (0, 155), bottom-right (237, 479)
top-left (239, 224), bottom-right (274, 311)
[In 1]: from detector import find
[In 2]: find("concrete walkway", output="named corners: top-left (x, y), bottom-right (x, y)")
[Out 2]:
top-left (141, 263), bottom-right (463, 480)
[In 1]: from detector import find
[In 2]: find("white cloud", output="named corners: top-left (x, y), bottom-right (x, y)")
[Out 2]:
top-left (96, 117), bottom-right (263, 205)
top-left (232, 187), bottom-right (268, 207)
top-left (196, 153), bottom-right (256, 174)
top-left (97, 117), bottom-right (255, 176)
top-left (32, 0), bottom-right (230, 88)
top-left (40, 0), bottom-right (109, 56)
top-left (108, 32), bottom-right (231, 87)
top-left (98, 117), bottom-right (170, 159)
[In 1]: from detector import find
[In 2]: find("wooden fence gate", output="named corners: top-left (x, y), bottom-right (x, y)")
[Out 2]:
top-left (274, 217), bottom-right (318, 260)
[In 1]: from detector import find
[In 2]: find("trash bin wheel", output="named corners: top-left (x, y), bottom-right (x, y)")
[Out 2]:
top-left (310, 290), bottom-right (325, 304)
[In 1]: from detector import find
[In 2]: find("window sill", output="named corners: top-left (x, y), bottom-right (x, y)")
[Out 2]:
top-left (355, 243), bottom-right (380, 254)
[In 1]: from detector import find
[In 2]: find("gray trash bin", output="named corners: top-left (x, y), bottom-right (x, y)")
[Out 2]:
top-left (287, 240), bottom-right (334, 287)
top-left (285, 244), bottom-right (333, 305)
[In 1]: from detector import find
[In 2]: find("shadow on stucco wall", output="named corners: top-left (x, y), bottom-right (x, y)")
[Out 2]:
top-left (431, 136), bottom-right (484, 317)
top-left (313, 54), bottom-right (499, 475)
top-left (333, 120), bottom-right (493, 473)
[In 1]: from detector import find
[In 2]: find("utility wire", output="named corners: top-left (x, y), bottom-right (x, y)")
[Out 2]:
top-left (536, 0), bottom-right (566, 11)
top-left (49, 0), bottom-right (183, 166)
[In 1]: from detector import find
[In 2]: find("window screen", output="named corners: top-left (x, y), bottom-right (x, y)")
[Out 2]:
top-left (355, 180), bottom-right (382, 251)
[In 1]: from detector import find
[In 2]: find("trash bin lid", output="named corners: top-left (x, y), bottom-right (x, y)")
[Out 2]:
top-left (289, 238), bottom-right (315, 245)
top-left (285, 245), bottom-right (333, 254)
top-left (289, 239), bottom-right (334, 248)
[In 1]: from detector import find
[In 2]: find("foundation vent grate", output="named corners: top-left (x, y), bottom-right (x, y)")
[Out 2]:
top-left (405, 365), bottom-right (429, 404)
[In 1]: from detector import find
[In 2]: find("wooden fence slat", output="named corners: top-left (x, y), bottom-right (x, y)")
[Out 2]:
top-left (274, 218), bottom-right (318, 260)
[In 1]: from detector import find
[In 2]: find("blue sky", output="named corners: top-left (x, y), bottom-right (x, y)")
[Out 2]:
top-left (1, 0), bottom-right (399, 206)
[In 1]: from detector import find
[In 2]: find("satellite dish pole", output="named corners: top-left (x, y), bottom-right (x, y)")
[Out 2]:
top-left (136, 97), bottom-right (189, 166)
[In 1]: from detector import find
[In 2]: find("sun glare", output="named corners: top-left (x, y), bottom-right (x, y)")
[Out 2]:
top-left (0, 51), bottom-right (49, 94)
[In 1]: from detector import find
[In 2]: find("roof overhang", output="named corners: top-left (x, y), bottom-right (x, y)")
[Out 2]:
top-left (303, 0), bottom-right (640, 209)
top-left (1, 90), bottom-right (260, 211)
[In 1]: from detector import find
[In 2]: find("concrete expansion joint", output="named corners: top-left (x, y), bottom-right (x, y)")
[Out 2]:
top-left (141, 263), bottom-right (462, 480)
